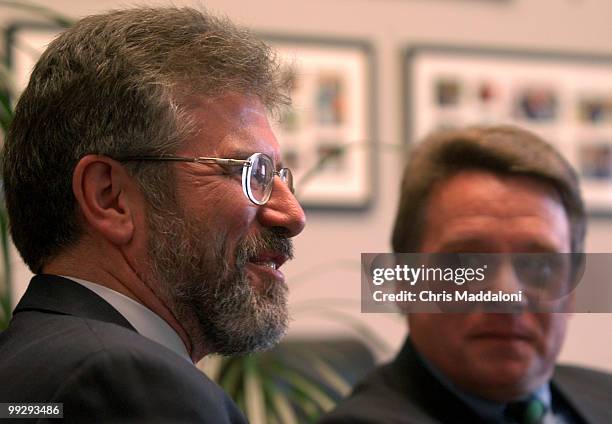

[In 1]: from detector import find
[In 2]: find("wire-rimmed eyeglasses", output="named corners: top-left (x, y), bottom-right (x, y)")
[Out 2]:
top-left (118, 152), bottom-right (293, 206)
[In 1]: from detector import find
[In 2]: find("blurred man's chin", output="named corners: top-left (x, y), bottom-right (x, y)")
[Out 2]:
top-left (470, 338), bottom-right (536, 360)
top-left (462, 358), bottom-right (539, 390)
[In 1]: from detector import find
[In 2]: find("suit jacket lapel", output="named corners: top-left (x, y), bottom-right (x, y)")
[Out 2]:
top-left (13, 274), bottom-right (136, 332)
top-left (389, 338), bottom-right (490, 423)
top-left (552, 368), bottom-right (606, 424)
top-left (395, 338), bottom-right (595, 424)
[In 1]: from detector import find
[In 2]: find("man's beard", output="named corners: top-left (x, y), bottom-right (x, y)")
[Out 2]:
top-left (145, 201), bottom-right (293, 356)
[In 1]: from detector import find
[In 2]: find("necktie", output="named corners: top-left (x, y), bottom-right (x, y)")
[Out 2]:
top-left (504, 396), bottom-right (547, 424)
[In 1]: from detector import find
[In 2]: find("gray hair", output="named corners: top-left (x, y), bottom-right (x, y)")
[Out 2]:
top-left (3, 7), bottom-right (290, 273)
top-left (392, 125), bottom-right (586, 253)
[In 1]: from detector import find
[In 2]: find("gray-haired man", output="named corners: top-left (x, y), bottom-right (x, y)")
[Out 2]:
top-left (0, 7), bottom-right (305, 422)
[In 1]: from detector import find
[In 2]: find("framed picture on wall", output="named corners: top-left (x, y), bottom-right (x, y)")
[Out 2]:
top-left (263, 36), bottom-right (376, 210)
top-left (404, 45), bottom-right (612, 215)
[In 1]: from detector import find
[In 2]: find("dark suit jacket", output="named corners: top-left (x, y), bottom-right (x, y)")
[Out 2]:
top-left (319, 338), bottom-right (612, 424)
top-left (0, 275), bottom-right (247, 423)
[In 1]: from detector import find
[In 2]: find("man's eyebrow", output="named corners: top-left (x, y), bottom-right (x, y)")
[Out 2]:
top-left (436, 238), bottom-right (492, 251)
top-left (521, 241), bottom-right (563, 253)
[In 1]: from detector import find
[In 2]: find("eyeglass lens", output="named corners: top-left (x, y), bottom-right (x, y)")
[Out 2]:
top-left (244, 153), bottom-right (294, 205)
top-left (459, 253), bottom-right (574, 298)
top-left (246, 153), bottom-right (274, 204)
top-left (278, 168), bottom-right (293, 193)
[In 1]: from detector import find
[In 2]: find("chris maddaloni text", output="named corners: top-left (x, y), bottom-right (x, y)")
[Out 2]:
top-left (372, 290), bottom-right (523, 303)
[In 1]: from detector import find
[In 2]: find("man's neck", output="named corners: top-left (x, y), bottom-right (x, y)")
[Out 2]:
top-left (43, 251), bottom-right (196, 360)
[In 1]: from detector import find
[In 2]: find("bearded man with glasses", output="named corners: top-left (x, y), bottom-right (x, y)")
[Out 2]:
top-left (0, 7), bottom-right (305, 423)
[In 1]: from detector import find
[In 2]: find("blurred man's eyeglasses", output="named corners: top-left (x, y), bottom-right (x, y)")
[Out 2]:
top-left (118, 152), bottom-right (293, 205)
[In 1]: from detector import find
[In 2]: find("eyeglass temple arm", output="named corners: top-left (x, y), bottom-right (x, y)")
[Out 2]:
top-left (116, 155), bottom-right (251, 167)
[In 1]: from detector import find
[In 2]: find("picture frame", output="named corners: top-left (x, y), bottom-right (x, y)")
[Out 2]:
top-left (404, 45), bottom-right (612, 215)
top-left (262, 35), bottom-right (376, 210)
top-left (5, 25), bottom-right (377, 211)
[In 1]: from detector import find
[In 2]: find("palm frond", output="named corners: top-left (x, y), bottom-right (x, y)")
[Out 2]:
top-left (0, 1), bottom-right (72, 27)
top-left (243, 357), bottom-right (267, 424)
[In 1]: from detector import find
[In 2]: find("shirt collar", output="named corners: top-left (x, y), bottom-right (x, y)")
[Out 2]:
top-left (64, 276), bottom-right (192, 364)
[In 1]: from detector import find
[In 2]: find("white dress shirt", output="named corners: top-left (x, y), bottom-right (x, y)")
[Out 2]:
top-left (64, 276), bottom-right (192, 363)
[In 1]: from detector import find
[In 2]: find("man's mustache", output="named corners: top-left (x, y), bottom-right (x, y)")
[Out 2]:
top-left (236, 228), bottom-right (294, 266)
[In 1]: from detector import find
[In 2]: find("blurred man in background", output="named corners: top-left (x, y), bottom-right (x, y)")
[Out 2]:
top-left (322, 126), bottom-right (612, 423)
top-left (0, 7), bottom-right (305, 422)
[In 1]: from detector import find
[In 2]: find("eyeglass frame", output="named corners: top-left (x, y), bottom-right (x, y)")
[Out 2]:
top-left (116, 152), bottom-right (294, 206)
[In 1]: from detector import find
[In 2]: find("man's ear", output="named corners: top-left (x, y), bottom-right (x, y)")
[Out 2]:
top-left (72, 155), bottom-right (139, 245)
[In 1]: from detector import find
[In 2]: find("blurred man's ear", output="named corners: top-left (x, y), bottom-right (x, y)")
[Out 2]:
top-left (72, 155), bottom-right (138, 246)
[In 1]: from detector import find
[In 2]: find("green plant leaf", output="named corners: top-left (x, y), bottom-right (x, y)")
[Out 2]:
top-left (271, 365), bottom-right (336, 413)
top-left (218, 357), bottom-right (244, 398)
top-left (304, 353), bottom-right (352, 396)
top-left (287, 387), bottom-right (320, 422)
top-left (262, 378), bottom-right (299, 424)
top-left (243, 356), bottom-right (266, 424)
top-left (0, 1), bottom-right (73, 27)
top-left (0, 90), bottom-right (13, 135)
top-left (235, 388), bottom-right (245, 416)
top-left (266, 411), bottom-right (280, 424)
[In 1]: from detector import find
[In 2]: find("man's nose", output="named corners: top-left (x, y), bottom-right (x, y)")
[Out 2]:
top-left (494, 261), bottom-right (523, 292)
top-left (257, 177), bottom-right (306, 237)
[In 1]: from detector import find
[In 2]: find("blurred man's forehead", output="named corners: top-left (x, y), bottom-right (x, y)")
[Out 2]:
top-left (419, 169), bottom-right (571, 254)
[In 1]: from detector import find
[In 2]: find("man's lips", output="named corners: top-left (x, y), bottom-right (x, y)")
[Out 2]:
top-left (469, 331), bottom-right (534, 341)
top-left (245, 252), bottom-right (289, 285)
top-left (468, 326), bottom-right (537, 343)
top-left (467, 317), bottom-right (539, 343)
top-left (248, 251), bottom-right (289, 271)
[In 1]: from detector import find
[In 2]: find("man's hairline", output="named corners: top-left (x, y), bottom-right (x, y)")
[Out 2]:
top-left (404, 166), bottom-right (577, 254)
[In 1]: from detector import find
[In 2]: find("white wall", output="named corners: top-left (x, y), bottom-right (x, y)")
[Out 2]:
top-left (3, 0), bottom-right (612, 371)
